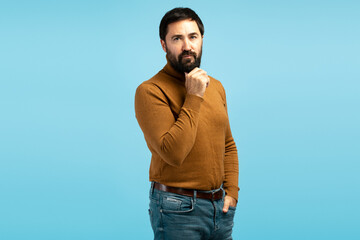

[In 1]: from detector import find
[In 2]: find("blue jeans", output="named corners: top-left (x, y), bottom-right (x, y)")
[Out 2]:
top-left (148, 184), bottom-right (236, 240)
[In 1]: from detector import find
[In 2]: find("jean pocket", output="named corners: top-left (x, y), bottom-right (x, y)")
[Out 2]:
top-left (161, 194), bottom-right (194, 213)
top-left (228, 205), bottom-right (237, 211)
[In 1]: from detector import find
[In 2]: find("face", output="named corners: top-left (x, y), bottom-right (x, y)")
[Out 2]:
top-left (161, 19), bottom-right (203, 73)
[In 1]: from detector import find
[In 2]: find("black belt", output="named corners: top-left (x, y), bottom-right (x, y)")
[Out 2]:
top-left (153, 182), bottom-right (223, 201)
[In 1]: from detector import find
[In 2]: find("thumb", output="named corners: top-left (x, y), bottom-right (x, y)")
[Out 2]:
top-left (223, 199), bottom-right (230, 213)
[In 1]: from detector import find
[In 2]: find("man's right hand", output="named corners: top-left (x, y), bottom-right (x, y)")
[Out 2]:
top-left (185, 68), bottom-right (210, 98)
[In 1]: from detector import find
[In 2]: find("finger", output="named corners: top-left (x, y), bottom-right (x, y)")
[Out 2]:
top-left (189, 69), bottom-right (205, 79)
top-left (223, 199), bottom-right (230, 213)
top-left (191, 72), bottom-right (208, 84)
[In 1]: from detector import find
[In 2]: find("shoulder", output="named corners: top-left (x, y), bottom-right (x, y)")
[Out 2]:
top-left (136, 71), bottom-right (164, 96)
top-left (135, 72), bottom-right (172, 105)
top-left (135, 81), bottom-right (162, 101)
top-left (208, 75), bottom-right (226, 98)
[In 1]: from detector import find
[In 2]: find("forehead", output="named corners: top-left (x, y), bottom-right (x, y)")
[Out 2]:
top-left (166, 19), bottom-right (201, 36)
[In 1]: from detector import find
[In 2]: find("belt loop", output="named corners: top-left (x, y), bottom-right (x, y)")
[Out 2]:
top-left (150, 182), bottom-right (155, 195)
top-left (193, 190), bottom-right (197, 204)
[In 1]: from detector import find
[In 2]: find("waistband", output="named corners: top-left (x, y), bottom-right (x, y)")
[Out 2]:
top-left (152, 182), bottom-right (224, 201)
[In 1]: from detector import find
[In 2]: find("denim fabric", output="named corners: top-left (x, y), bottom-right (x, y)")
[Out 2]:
top-left (148, 185), bottom-right (236, 240)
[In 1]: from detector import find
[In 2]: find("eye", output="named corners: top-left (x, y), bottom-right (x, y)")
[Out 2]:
top-left (190, 35), bottom-right (197, 39)
top-left (173, 37), bottom-right (180, 41)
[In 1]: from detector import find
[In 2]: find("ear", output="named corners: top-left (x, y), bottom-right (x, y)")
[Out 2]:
top-left (160, 39), bottom-right (167, 53)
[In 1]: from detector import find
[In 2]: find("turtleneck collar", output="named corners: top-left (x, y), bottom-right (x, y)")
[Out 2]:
top-left (162, 55), bottom-right (186, 82)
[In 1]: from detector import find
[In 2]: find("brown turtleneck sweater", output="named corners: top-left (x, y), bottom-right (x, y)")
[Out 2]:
top-left (135, 62), bottom-right (239, 200)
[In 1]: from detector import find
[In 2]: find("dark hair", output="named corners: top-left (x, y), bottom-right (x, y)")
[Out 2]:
top-left (159, 7), bottom-right (204, 41)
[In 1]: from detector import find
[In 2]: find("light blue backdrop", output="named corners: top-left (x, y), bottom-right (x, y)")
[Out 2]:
top-left (1, 0), bottom-right (359, 239)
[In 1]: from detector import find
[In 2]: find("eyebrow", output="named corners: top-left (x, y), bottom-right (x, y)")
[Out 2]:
top-left (188, 32), bottom-right (199, 36)
top-left (171, 34), bottom-right (183, 39)
top-left (170, 32), bottom-right (199, 39)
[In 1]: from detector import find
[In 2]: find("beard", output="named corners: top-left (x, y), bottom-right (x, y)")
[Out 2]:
top-left (166, 46), bottom-right (202, 73)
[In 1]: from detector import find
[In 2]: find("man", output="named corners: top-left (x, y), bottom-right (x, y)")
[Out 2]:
top-left (135, 7), bottom-right (239, 239)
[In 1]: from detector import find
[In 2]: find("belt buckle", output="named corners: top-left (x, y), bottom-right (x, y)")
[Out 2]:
top-left (211, 189), bottom-right (220, 201)
top-left (211, 191), bottom-right (215, 201)
top-left (211, 188), bottom-right (222, 200)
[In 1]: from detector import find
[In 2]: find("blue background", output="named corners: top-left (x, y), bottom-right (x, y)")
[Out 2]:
top-left (1, 0), bottom-right (359, 239)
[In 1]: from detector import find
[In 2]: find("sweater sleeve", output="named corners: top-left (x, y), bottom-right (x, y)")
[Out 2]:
top-left (223, 123), bottom-right (239, 201)
top-left (219, 83), bottom-right (239, 201)
top-left (135, 83), bottom-right (203, 167)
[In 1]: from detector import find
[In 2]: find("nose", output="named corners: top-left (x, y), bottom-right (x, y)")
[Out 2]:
top-left (182, 38), bottom-right (191, 51)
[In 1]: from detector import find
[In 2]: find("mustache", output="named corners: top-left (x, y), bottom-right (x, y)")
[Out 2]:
top-left (179, 50), bottom-right (197, 59)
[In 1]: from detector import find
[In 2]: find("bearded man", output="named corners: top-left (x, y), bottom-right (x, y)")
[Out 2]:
top-left (135, 7), bottom-right (239, 240)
